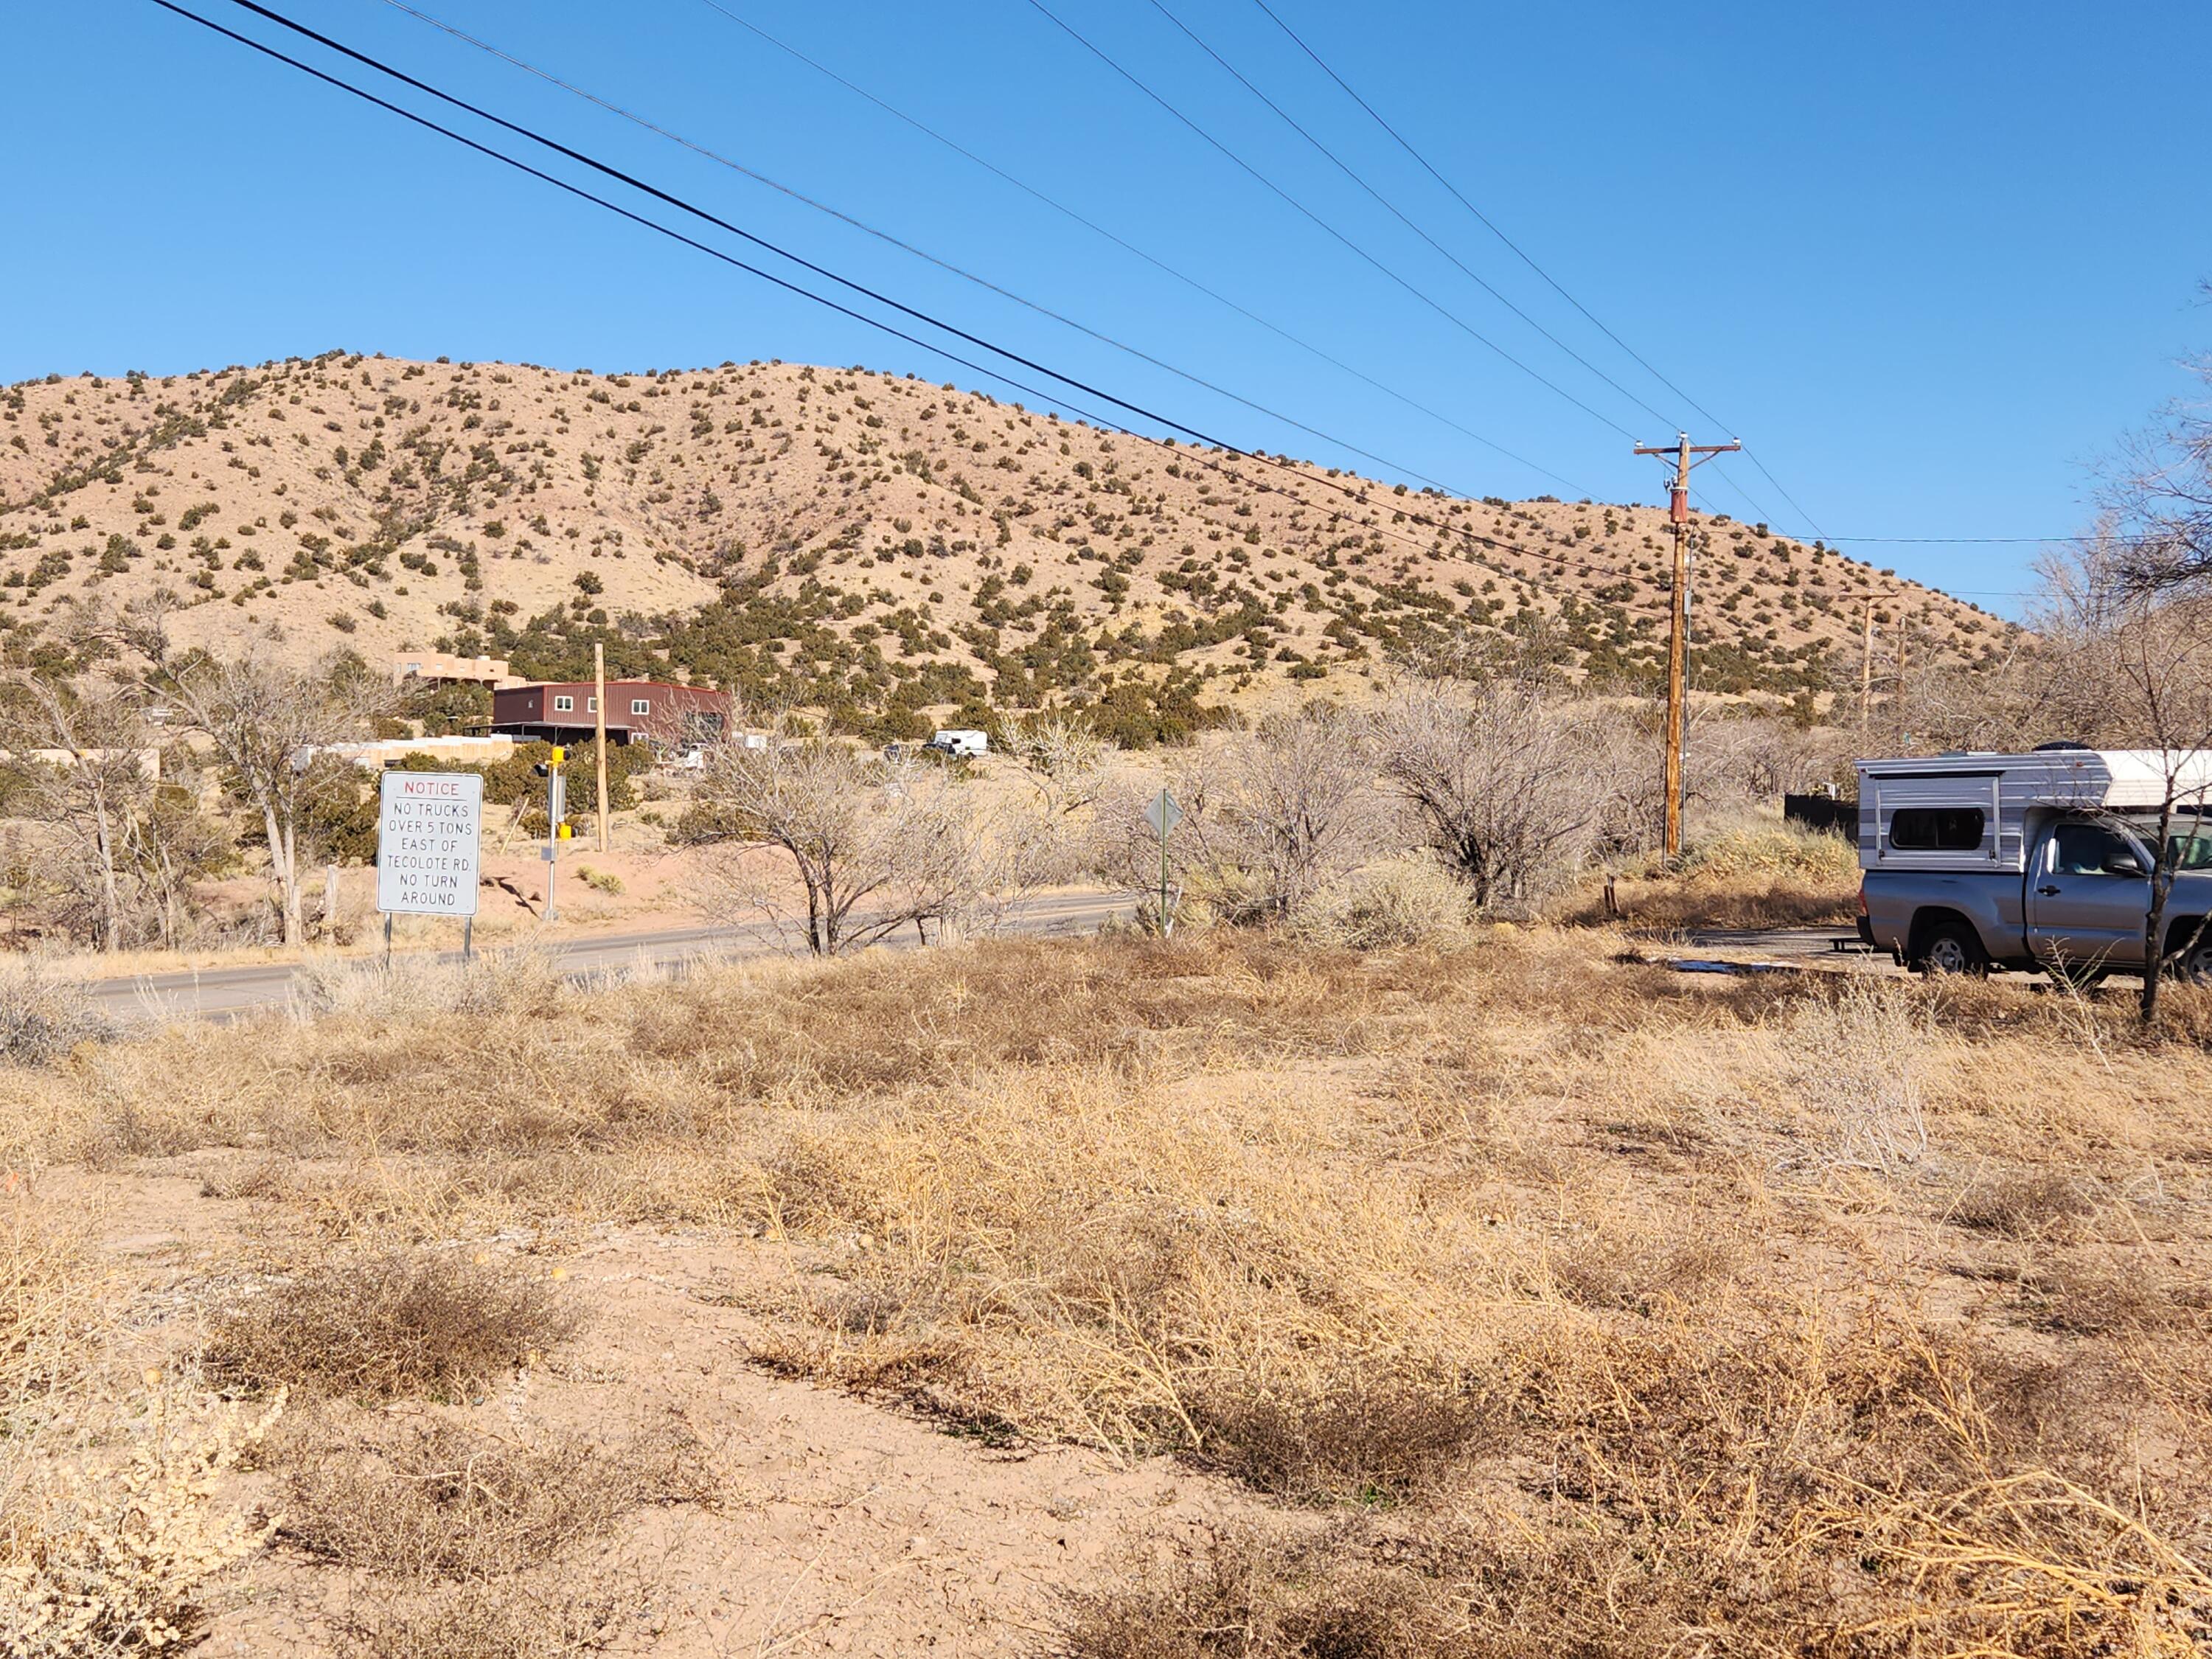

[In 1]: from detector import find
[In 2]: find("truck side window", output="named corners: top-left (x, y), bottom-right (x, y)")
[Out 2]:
top-left (1890, 807), bottom-right (1984, 851)
top-left (2053, 822), bottom-right (2135, 877)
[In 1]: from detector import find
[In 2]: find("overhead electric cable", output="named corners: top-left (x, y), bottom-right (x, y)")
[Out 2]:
top-left (1247, 0), bottom-right (1722, 429)
top-left (683, 0), bottom-right (1588, 495)
top-left (1020, 0), bottom-right (1642, 440)
top-left (147, 0), bottom-right (1636, 599)
top-left (369, 0), bottom-right (1560, 501)
top-left (1245, 0), bottom-right (1829, 538)
top-left (1141, 0), bottom-right (1679, 432)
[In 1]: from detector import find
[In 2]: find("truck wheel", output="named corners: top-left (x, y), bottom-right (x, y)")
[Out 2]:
top-left (1913, 919), bottom-right (1987, 977)
top-left (2176, 934), bottom-right (2212, 984)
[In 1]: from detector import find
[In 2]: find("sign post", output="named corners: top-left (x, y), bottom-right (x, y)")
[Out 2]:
top-left (375, 771), bottom-right (483, 959)
top-left (1142, 787), bottom-right (1183, 937)
top-left (534, 747), bottom-right (568, 923)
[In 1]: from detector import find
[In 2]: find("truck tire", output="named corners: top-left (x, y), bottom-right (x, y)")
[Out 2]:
top-left (1912, 917), bottom-right (1988, 977)
top-left (2175, 931), bottom-right (2212, 984)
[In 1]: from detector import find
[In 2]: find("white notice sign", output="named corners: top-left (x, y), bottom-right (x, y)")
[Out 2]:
top-left (376, 771), bottom-right (482, 917)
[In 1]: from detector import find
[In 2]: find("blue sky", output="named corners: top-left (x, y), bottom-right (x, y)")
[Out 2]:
top-left (7, 0), bottom-right (2208, 611)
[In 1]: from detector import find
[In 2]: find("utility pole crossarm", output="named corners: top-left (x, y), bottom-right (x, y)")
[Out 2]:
top-left (1633, 433), bottom-right (1742, 860)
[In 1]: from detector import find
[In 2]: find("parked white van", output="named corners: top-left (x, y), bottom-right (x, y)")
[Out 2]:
top-left (928, 728), bottom-right (990, 759)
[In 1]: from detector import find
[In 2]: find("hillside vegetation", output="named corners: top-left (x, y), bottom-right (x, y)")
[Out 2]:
top-left (1, 352), bottom-right (2010, 737)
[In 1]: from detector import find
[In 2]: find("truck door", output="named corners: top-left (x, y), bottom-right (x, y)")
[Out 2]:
top-left (2024, 819), bottom-right (2151, 967)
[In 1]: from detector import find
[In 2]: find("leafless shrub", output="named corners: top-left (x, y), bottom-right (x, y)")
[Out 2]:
top-left (151, 646), bottom-right (390, 947)
top-left (1290, 852), bottom-right (1468, 949)
top-left (998, 709), bottom-right (1116, 823)
top-left (692, 720), bottom-right (978, 953)
top-left (1219, 706), bottom-right (1380, 921)
top-left (279, 1418), bottom-right (711, 1580)
top-left (1090, 709), bottom-right (1380, 929)
top-left (204, 1248), bottom-right (572, 1400)
top-left (0, 963), bottom-right (116, 1067)
top-left (1371, 668), bottom-right (1615, 914)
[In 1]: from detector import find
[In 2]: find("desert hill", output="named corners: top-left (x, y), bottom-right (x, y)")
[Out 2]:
top-left (1, 351), bottom-right (2012, 736)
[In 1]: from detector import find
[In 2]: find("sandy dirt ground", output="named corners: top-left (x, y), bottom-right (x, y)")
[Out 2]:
top-left (67, 1164), bottom-right (1261, 1657)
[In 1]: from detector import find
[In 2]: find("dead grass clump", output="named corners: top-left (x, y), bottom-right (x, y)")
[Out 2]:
top-left (278, 1417), bottom-right (711, 1581)
top-left (0, 964), bottom-right (116, 1068)
top-left (287, 946), bottom-right (569, 1025)
top-left (2019, 1251), bottom-right (2193, 1337)
top-left (1060, 1521), bottom-right (1467, 1659)
top-left (204, 1248), bottom-right (571, 1400)
top-left (1778, 975), bottom-right (1935, 1173)
top-left (1065, 1310), bottom-right (2206, 1658)
top-left (335, 1582), bottom-right (625, 1659)
top-left (1543, 1232), bottom-right (1742, 1312)
top-left (1951, 1169), bottom-right (2102, 1240)
top-left (1184, 1369), bottom-right (1490, 1505)
top-left (1, 1191), bottom-right (102, 1428)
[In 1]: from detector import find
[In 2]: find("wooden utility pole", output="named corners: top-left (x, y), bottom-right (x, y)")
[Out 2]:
top-left (1893, 619), bottom-right (1908, 750)
top-left (1860, 599), bottom-right (1875, 734)
top-left (592, 641), bottom-right (610, 853)
top-left (1632, 432), bottom-right (1739, 858)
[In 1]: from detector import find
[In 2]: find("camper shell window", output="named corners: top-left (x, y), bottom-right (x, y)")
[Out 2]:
top-left (1891, 807), bottom-right (1985, 852)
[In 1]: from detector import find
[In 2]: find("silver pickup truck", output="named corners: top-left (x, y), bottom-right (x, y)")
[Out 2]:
top-left (1857, 748), bottom-right (2212, 978)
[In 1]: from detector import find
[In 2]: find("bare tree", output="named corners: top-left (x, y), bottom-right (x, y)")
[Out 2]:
top-left (155, 650), bottom-right (386, 947)
top-left (2034, 540), bottom-right (2212, 1020)
top-left (0, 672), bottom-right (156, 953)
top-left (1222, 706), bottom-right (1379, 921)
top-left (2105, 311), bottom-right (2212, 594)
top-left (999, 711), bottom-right (1116, 822)
top-left (1371, 666), bottom-right (1611, 913)
top-left (693, 721), bottom-right (976, 955)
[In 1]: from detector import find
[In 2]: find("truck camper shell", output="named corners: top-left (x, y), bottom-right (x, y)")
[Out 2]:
top-left (1856, 748), bottom-right (2212, 874)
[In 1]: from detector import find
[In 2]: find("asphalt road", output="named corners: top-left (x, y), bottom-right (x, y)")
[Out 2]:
top-left (76, 891), bottom-right (1132, 1021)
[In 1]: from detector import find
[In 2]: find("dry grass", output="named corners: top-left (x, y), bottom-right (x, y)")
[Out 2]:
top-left (276, 1416), bottom-right (712, 1580)
top-left (5, 925), bottom-right (2212, 1653)
top-left (1563, 819), bottom-right (1862, 931)
top-left (204, 1248), bottom-right (573, 1401)
top-left (333, 1582), bottom-right (628, 1659)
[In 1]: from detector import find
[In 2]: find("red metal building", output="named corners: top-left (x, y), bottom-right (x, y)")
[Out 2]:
top-left (490, 680), bottom-right (732, 747)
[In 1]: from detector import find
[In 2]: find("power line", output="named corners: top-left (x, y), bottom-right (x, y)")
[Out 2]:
top-left (1247, 0), bottom-right (1723, 429)
top-left (366, 0), bottom-right (1536, 508)
top-left (1140, 0), bottom-right (1678, 432)
top-left (683, 0), bottom-right (1590, 496)
top-left (1736, 446), bottom-right (1828, 539)
top-left (1020, 0), bottom-right (1642, 441)
top-left (147, 2), bottom-right (1994, 641)
top-left (145, 0), bottom-right (1631, 603)
top-left (1245, 0), bottom-right (1830, 539)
